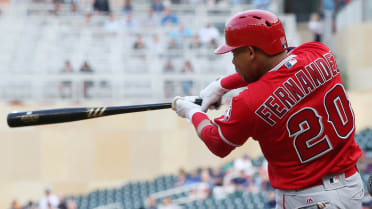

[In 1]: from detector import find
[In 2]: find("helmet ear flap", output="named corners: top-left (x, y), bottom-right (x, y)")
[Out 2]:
top-left (215, 10), bottom-right (288, 55)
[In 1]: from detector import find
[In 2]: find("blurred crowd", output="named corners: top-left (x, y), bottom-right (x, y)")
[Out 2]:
top-left (10, 189), bottom-right (77, 209)
top-left (36, 0), bottom-right (266, 15)
top-left (9, 150), bottom-right (372, 209)
top-left (308, 0), bottom-right (352, 43)
top-left (143, 150), bottom-right (372, 209)
top-left (144, 154), bottom-right (273, 209)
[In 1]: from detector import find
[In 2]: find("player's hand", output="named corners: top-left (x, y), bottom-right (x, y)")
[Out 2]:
top-left (172, 96), bottom-right (202, 121)
top-left (200, 78), bottom-right (229, 112)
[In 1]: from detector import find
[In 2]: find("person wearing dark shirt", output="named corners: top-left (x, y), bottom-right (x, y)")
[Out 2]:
top-left (93, 0), bottom-right (110, 14)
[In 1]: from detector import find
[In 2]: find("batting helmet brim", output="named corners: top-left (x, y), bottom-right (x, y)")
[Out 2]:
top-left (214, 44), bottom-right (237, 55)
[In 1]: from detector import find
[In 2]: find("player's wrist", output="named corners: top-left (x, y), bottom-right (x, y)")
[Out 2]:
top-left (216, 77), bottom-right (229, 94)
top-left (186, 108), bottom-right (203, 122)
top-left (191, 112), bottom-right (209, 127)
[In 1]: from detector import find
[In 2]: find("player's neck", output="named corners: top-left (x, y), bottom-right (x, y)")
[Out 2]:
top-left (263, 51), bottom-right (289, 73)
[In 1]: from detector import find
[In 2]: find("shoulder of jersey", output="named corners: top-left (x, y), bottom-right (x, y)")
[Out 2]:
top-left (289, 42), bottom-right (330, 55)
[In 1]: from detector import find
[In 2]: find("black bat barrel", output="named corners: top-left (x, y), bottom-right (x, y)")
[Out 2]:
top-left (7, 99), bottom-right (202, 128)
top-left (8, 107), bottom-right (98, 127)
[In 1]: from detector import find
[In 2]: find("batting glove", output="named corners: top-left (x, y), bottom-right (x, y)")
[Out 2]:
top-left (200, 78), bottom-right (229, 112)
top-left (172, 96), bottom-right (202, 121)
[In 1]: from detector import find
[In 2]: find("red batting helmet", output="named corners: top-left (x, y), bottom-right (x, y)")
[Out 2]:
top-left (215, 10), bottom-right (288, 55)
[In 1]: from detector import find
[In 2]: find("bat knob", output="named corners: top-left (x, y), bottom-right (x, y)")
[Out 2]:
top-left (171, 96), bottom-right (183, 111)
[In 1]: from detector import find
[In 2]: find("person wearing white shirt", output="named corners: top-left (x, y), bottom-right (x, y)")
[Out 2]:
top-left (39, 189), bottom-right (60, 209)
top-left (198, 23), bottom-right (220, 45)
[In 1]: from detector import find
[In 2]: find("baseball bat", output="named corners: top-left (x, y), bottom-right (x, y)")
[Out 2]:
top-left (7, 98), bottom-right (202, 128)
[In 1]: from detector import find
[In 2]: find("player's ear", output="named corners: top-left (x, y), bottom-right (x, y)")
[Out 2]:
top-left (247, 46), bottom-right (256, 59)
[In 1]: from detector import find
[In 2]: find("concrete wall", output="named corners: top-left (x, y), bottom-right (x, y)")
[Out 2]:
top-left (334, 23), bottom-right (372, 90)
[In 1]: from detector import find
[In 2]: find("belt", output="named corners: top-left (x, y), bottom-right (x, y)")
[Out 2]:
top-left (312, 166), bottom-right (358, 186)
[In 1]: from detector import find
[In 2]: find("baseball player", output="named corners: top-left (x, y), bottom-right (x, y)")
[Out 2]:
top-left (171, 10), bottom-right (364, 209)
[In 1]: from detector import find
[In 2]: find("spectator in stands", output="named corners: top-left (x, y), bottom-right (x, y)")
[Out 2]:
top-left (146, 196), bottom-right (158, 209)
top-left (10, 199), bottom-right (22, 209)
top-left (151, 0), bottom-right (165, 13)
top-left (255, 158), bottom-right (272, 191)
top-left (163, 59), bottom-right (175, 73)
top-left (207, 38), bottom-right (218, 49)
top-left (245, 173), bottom-right (259, 193)
top-left (189, 35), bottom-right (202, 49)
top-left (70, 2), bottom-right (79, 14)
top-left (84, 12), bottom-right (93, 26)
top-left (362, 192), bottom-right (372, 209)
top-left (161, 8), bottom-right (179, 26)
top-left (80, 61), bottom-right (94, 73)
top-left (181, 60), bottom-right (194, 95)
top-left (123, 13), bottom-right (137, 29)
top-left (104, 13), bottom-right (120, 34)
top-left (59, 60), bottom-right (73, 98)
top-left (174, 168), bottom-right (188, 187)
top-left (158, 197), bottom-right (181, 209)
top-left (122, 0), bottom-right (133, 14)
top-left (93, 0), bottom-right (110, 14)
top-left (198, 23), bottom-right (220, 45)
top-left (133, 34), bottom-right (146, 50)
top-left (211, 166), bottom-right (224, 187)
top-left (364, 157), bottom-right (372, 174)
top-left (234, 154), bottom-right (255, 176)
top-left (358, 151), bottom-right (368, 173)
top-left (66, 200), bottom-right (77, 209)
top-left (189, 168), bottom-right (212, 200)
top-left (321, 0), bottom-right (337, 33)
top-left (79, 61), bottom-right (94, 98)
top-left (61, 60), bottom-right (74, 73)
top-left (167, 38), bottom-right (182, 50)
top-left (265, 191), bottom-right (276, 209)
top-left (254, 0), bottom-right (271, 10)
top-left (52, 0), bottom-right (62, 15)
top-left (149, 33), bottom-right (164, 54)
top-left (58, 196), bottom-right (67, 209)
top-left (24, 201), bottom-right (37, 209)
top-left (308, 12), bottom-right (324, 42)
top-left (39, 188), bottom-right (60, 209)
top-left (142, 8), bottom-right (161, 28)
top-left (187, 169), bottom-right (201, 184)
top-left (231, 170), bottom-right (248, 192)
top-left (170, 24), bottom-right (192, 42)
top-left (181, 60), bottom-right (193, 74)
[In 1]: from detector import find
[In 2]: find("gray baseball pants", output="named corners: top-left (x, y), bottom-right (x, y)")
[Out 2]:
top-left (275, 172), bottom-right (364, 209)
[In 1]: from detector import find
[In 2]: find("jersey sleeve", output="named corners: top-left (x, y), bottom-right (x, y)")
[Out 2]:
top-left (191, 112), bottom-right (236, 158)
top-left (220, 73), bottom-right (248, 89)
top-left (211, 94), bottom-right (252, 147)
top-left (190, 93), bottom-right (253, 158)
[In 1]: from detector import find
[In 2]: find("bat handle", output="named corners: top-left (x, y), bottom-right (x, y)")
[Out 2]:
top-left (194, 98), bottom-right (203, 106)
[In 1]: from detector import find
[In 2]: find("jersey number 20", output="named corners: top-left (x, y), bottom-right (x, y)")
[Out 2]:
top-left (286, 84), bottom-right (354, 163)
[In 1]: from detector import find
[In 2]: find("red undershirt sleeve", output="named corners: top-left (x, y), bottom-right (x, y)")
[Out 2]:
top-left (190, 112), bottom-right (235, 158)
top-left (220, 73), bottom-right (248, 90)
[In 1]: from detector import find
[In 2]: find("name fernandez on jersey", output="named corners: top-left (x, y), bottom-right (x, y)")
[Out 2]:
top-left (255, 51), bottom-right (339, 126)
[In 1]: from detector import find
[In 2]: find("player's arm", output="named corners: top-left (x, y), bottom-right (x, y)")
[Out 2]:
top-left (200, 73), bottom-right (248, 112)
top-left (191, 113), bottom-right (236, 157)
top-left (172, 96), bottom-right (247, 158)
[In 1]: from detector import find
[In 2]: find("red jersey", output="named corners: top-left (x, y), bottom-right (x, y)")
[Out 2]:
top-left (193, 42), bottom-right (362, 190)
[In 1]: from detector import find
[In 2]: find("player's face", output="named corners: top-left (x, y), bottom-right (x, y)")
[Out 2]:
top-left (232, 47), bottom-right (261, 83)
